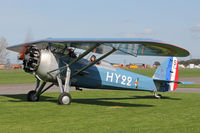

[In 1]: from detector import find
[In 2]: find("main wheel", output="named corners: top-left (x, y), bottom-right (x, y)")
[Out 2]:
top-left (58, 92), bottom-right (72, 105)
top-left (27, 90), bottom-right (39, 101)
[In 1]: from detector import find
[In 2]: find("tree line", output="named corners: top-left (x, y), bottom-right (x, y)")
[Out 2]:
top-left (179, 59), bottom-right (200, 66)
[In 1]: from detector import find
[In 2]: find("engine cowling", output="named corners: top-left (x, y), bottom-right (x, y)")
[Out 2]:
top-left (36, 49), bottom-right (59, 82)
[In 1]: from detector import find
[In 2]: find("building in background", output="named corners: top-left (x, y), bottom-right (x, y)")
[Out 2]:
top-left (0, 64), bottom-right (6, 70)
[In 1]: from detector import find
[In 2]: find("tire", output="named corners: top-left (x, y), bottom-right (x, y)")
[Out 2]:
top-left (27, 90), bottom-right (39, 101)
top-left (155, 94), bottom-right (162, 99)
top-left (58, 92), bottom-right (72, 105)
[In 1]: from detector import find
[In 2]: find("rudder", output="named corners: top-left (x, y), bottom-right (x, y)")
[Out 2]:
top-left (153, 57), bottom-right (179, 92)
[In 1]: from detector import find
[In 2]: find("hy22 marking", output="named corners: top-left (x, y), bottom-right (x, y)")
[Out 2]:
top-left (106, 72), bottom-right (132, 87)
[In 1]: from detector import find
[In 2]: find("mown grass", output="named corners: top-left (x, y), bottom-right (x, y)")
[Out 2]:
top-left (0, 90), bottom-right (200, 133)
top-left (0, 69), bottom-right (36, 84)
top-left (178, 84), bottom-right (200, 88)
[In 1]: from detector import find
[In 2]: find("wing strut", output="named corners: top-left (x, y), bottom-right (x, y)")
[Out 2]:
top-left (71, 47), bottom-right (117, 78)
top-left (47, 43), bottom-right (101, 76)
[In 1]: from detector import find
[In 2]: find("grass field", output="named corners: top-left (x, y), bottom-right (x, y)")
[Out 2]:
top-left (0, 69), bottom-right (36, 84)
top-left (178, 84), bottom-right (200, 88)
top-left (0, 90), bottom-right (200, 133)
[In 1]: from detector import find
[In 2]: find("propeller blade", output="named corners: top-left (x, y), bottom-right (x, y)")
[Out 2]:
top-left (18, 44), bottom-right (28, 60)
top-left (18, 30), bottom-right (33, 60)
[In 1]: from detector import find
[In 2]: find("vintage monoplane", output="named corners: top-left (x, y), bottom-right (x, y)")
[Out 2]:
top-left (7, 38), bottom-right (189, 105)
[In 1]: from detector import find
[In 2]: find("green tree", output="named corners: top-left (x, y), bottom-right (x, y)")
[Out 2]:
top-left (154, 61), bottom-right (160, 67)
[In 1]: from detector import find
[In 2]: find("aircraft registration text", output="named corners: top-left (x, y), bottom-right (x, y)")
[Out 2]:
top-left (106, 72), bottom-right (134, 87)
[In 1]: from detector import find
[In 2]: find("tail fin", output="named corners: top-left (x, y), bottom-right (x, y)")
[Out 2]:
top-left (153, 57), bottom-right (179, 92)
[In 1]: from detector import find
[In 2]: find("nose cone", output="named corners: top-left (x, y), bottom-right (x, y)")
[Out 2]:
top-left (36, 50), bottom-right (58, 82)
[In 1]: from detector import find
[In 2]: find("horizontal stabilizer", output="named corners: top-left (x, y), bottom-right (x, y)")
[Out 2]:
top-left (178, 81), bottom-right (194, 85)
top-left (154, 79), bottom-right (193, 84)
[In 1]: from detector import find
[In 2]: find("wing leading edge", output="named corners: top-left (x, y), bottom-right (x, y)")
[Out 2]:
top-left (7, 38), bottom-right (190, 57)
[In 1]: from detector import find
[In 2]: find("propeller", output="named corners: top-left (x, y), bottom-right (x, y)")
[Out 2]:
top-left (18, 31), bottom-right (41, 73)
top-left (19, 44), bottom-right (28, 60)
top-left (18, 30), bottom-right (34, 60)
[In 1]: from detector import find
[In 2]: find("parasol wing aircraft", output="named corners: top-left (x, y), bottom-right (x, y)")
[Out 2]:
top-left (7, 38), bottom-right (190, 105)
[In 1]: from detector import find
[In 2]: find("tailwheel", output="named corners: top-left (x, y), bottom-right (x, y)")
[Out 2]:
top-left (27, 90), bottom-right (39, 101)
top-left (154, 94), bottom-right (162, 99)
top-left (58, 92), bottom-right (72, 105)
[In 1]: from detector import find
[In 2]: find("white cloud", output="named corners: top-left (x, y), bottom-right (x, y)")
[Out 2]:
top-left (141, 29), bottom-right (154, 34)
top-left (191, 24), bottom-right (200, 32)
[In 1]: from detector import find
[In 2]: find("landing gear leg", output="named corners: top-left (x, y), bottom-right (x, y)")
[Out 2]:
top-left (27, 81), bottom-right (46, 101)
top-left (27, 78), bottom-right (54, 102)
top-left (57, 65), bottom-right (72, 105)
top-left (153, 91), bottom-right (162, 99)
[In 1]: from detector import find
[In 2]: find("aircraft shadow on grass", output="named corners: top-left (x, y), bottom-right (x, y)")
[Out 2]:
top-left (2, 94), bottom-right (181, 107)
top-left (72, 97), bottom-right (153, 107)
top-left (131, 95), bottom-right (181, 100)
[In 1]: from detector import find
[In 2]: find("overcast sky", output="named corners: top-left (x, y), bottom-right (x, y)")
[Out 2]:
top-left (1, 0), bottom-right (200, 64)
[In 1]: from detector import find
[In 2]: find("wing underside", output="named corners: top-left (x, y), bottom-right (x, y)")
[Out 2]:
top-left (7, 38), bottom-right (189, 57)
